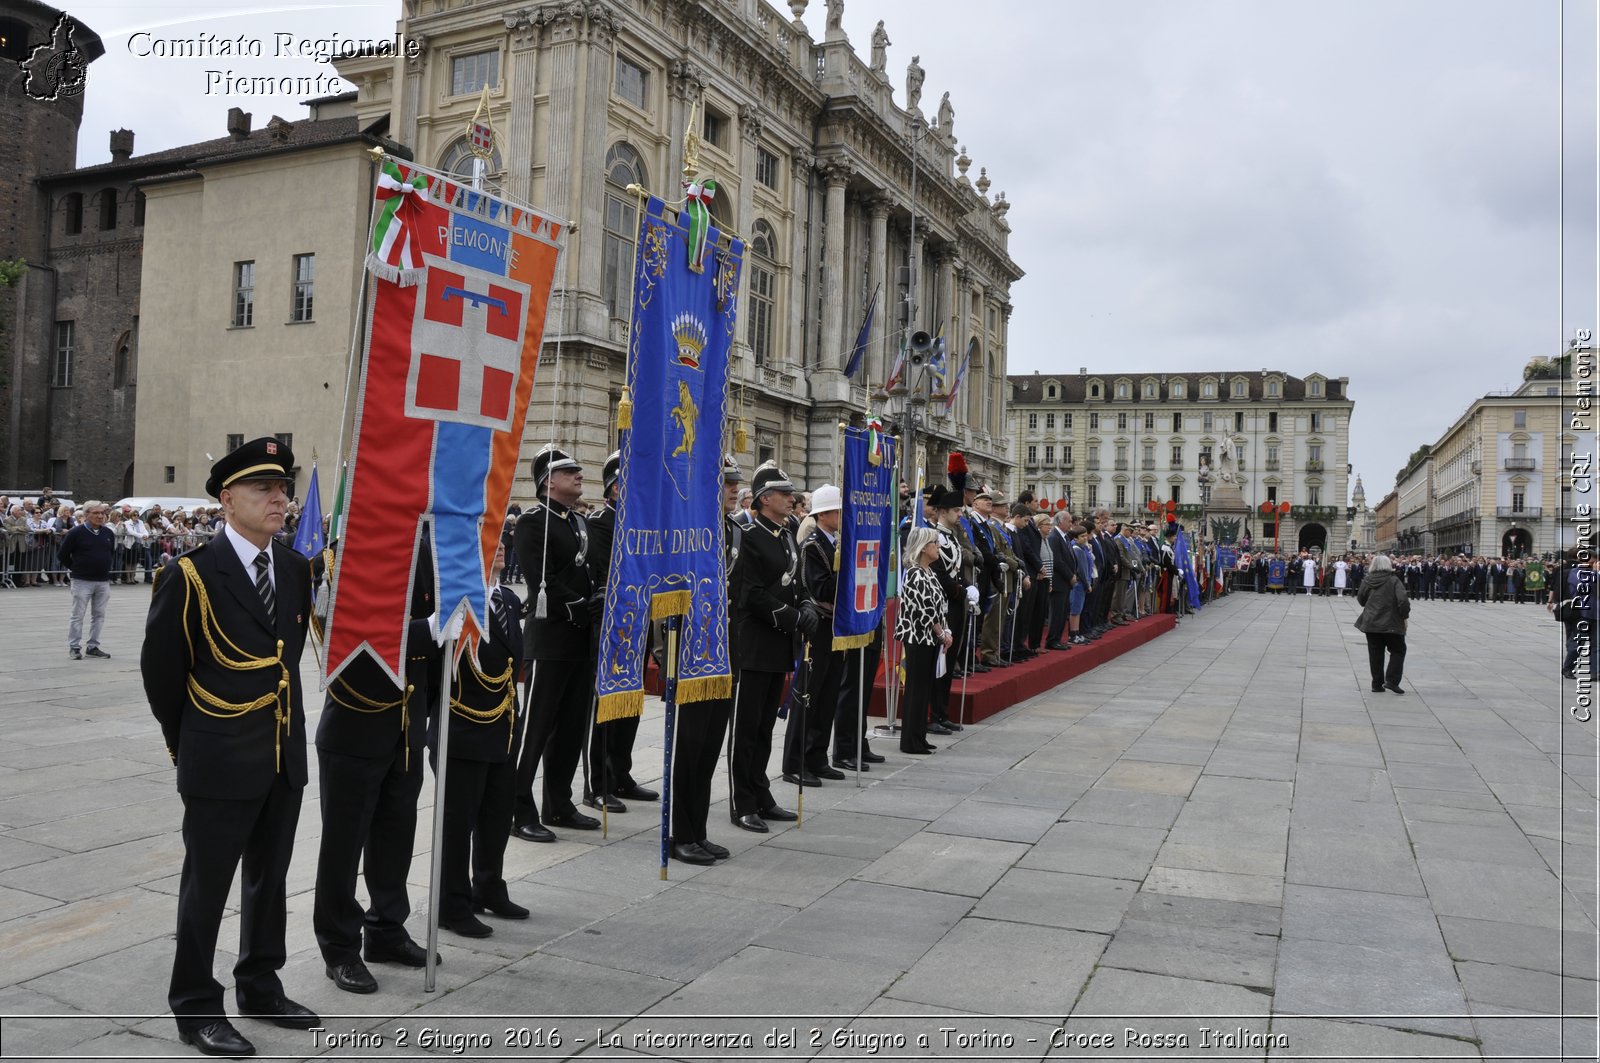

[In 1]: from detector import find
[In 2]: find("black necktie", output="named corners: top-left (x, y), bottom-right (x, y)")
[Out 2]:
top-left (493, 585), bottom-right (511, 636)
top-left (253, 551), bottom-right (275, 623)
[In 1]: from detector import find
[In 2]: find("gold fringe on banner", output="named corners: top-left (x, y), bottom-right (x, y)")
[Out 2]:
top-left (596, 689), bottom-right (645, 723)
top-left (831, 632), bottom-right (876, 652)
top-left (617, 387), bottom-right (634, 429)
top-left (677, 673), bottom-right (733, 705)
top-left (650, 590), bottom-right (692, 619)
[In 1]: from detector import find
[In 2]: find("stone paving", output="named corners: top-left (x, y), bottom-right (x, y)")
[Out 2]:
top-left (0, 583), bottom-right (1595, 1061)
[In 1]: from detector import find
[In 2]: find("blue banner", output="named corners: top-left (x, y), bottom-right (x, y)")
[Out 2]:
top-left (596, 197), bottom-right (741, 720)
top-left (834, 426), bottom-right (897, 650)
top-left (1268, 558), bottom-right (1287, 588)
top-left (1216, 547), bottom-right (1238, 574)
top-left (1175, 528), bottom-right (1201, 609)
top-left (292, 463), bottom-right (325, 559)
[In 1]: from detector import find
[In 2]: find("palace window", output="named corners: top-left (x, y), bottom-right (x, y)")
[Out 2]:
top-left (440, 136), bottom-right (503, 181)
top-left (703, 108), bottom-right (729, 150)
top-left (1513, 409), bottom-right (1527, 429)
top-left (232, 261), bottom-right (255, 327)
top-left (1027, 413), bottom-right (1038, 430)
top-left (53, 321), bottom-right (74, 387)
top-left (63, 192), bottom-right (82, 235)
top-left (746, 220), bottom-right (777, 364)
top-left (1235, 411), bottom-right (1245, 432)
top-left (1309, 378), bottom-right (1323, 396)
top-left (755, 147), bottom-right (779, 189)
top-left (1062, 446), bottom-right (1073, 466)
top-left (1087, 484), bottom-right (1098, 506)
top-left (1269, 411), bottom-right (1278, 432)
top-left (1063, 413), bottom-right (1072, 429)
top-left (290, 253), bottom-right (314, 322)
top-left (1115, 484), bottom-right (1127, 507)
top-left (451, 49), bottom-right (499, 95)
top-left (1171, 485), bottom-right (1182, 505)
top-left (615, 55), bottom-right (648, 108)
top-left (1171, 412), bottom-right (1181, 432)
top-left (1202, 380), bottom-right (1216, 398)
top-left (1233, 378), bottom-right (1247, 397)
top-left (603, 144), bottom-right (647, 318)
top-left (1044, 445), bottom-right (1055, 464)
top-left (1309, 443), bottom-right (1323, 463)
top-left (226, 434), bottom-right (244, 453)
top-left (1027, 445), bottom-right (1037, 463)
top-left (1171, 444), bottom-right (1183, 465)
top-left (1089, 412), bottom-right (1099, 430)
top-left (1116, 412), bottom-right (1127, 431)
top-left (1203, 412), bottom-right (1213, 432)
top-left (1171, 379), bottom-right (1185, 398)
top-left (1310, 412), bottom-right (1322, 431)
top-left (1142, 484), bottom-right (1154, 504)
top-left (1308, 485), bottom-right (1321, 505)
top-left (1045, 412), bottom-right (1055, 430)
top-left (1145, 412), bottom-right (1154, 431)
top-left (98, 188), bottom-right (118, 230)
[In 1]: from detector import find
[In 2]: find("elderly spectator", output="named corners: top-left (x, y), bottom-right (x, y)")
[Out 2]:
top-left (1356, 554), bottom-right (1410, 694)
top-left (896, 526), bottom-right (951, 755)
top-left (124, 507), bottom-right (153, 582)
top-left (59, 501), bottom-right (115, 659)
top-left (4, 503), bottom-right (36, 586)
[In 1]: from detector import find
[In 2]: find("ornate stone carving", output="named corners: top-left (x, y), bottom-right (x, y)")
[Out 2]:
top-left (936, 91), bottom-right (953, 139)
top-left (405, 31), bottom-right (428, 72)
top-left (737, 102), bottom-right (765, 141)
top-left (870, 21), bottom-right (889, 74)
top-left (788, 0), bottom-right (808, 27)
top-left (865, 192), bottom-right (893, 219)
top-left (818, 156), bottom-right (854, 186)
top-left (669, 58), bottom-right (705, 100)
top-left (826, 0), bottom-right (843, 33)
top-left (905, 54), bottom-right (924, 111)
top-left (975, 166), bottom-right (990, 197)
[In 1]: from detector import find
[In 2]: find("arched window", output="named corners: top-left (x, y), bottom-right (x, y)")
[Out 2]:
top-left (98, 188), bottom-right (118, 230)
top-left (745, 219), bottom-right (777, 365)
top-left (603, 143), bottom-right (647, 318)
top-left (63, 192), bottom-right (83, 235)
top-left (439, 136), bottom-right (504, 182)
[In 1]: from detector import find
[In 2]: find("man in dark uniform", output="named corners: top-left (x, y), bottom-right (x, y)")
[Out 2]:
top-left (671, 454), bottom-right (746, 865)
top-left (142, 438), bottom-right (319, 1057)
top-left (512, 446), bottom-right (602, 842)
top-left (729, 461), bottom-right (819, 833)
top-left (782, 483), bottom-right (846, 786)
top-left (929, 487), bottom-right (974, 732)
top-left (430, 541), bottom-right (528, 938)
top-left (315, 531), bottom-right (441, 994)
top-left (583, 451), bottom-right (658, 815)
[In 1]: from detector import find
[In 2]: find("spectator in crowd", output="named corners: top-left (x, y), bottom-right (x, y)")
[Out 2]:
top-left (5, 503), bottom-right (38, 586)
top-left (895, 526), bottom-right (950, 755)
top-left (1553, 550), bottom-right (1598, 679)
top-left (59, 501), bottom-right (115, 659)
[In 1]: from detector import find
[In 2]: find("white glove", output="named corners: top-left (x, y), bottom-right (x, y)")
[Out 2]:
top-left (965, 585), bottom-right (980, 606)
top-left (998, 561), bottom-right (1009, 573)
top-left (430, 609), bottom-right (466, 645)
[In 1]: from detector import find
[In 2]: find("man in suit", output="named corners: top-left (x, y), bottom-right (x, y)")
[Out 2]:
top-left (315, 530), bottom-right (440, 993)
top-left (729, 462), bottom-right (817, 833)
top-left (1004, 503), bottom-right (1040, 660)
top-left (783, 484), bottom-right (847, 787)
top-left (1044, 512), bottom-right (1076, 649)
top-left (430, 541), bottom-right (528, 938)
top-left (142, 438), bottom-right (320, 1057)
top-left (671, 455), bottom-right (747, 864)
top-left (584, 452), bottom-right (658, 815)
top-left (513, 446), bottom-right (602, 842)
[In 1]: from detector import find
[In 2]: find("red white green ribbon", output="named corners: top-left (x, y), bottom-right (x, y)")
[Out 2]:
top-left (683, 178), bottom-right (718, 272)
top-left (367, 160), bottom-right (430, 286)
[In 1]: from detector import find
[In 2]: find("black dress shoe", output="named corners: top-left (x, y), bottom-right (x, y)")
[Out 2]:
top-left (671, 841), bottom-right (716, 865)
top-left (901, 744), bottom-right (933, 755)
top-left (364, 937), bottom-right (433, 968)
top-left (180, 1019), bottom-right (256, 1056)
top-left (734, 813), bottom-right (769, 833)
top-left (781, 771), bottom-right (822, 787)
top-left (1371, 683), bottom-right (1385, 693)
top-left (860, 748), bottom-right (885, 764)
top-left (972, 663), bottom-right (991, 673)
top-left (699, 838), bottom-right (730, 859)
top-left (325, 961), bottom-right (378, 994)
top-left (543, 809), bottom-right (600, 830)
top-left (1047, 641), bottom-right (1070, 650)
top-left (926, 722), bottom-right (953, 736)
top-left (474, 895), bottom-right (530, 920)
top-left (761, 805), bottom-right (798, 822)
top-left (85, 646), bottom-right (111, 658)
top-left (1385, 683), bottom-right (1406, 695)
top-left (832, 757), bottom-right (868, 772)
top-left (936, 718), bottom-right (964, 731)
top-left (615, 783), bottom-right (659, 801)
top-left (238, 994), bottom-right (320, 1030)
top-left (441, 913), bottom-right (493, 938)
top-left (513, 822), bottom-right (556, 843)
top-left (811, 764), bottom-right (846, 780)
top-left (582, 793), bottom-right (627, 814)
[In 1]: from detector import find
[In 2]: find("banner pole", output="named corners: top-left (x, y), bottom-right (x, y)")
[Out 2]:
top-left (424, 636), bottom-right (453, 993)
top-left (855, 648), bottom-right (866, 788)
top-left (659, 617), bottom-right (680, 879)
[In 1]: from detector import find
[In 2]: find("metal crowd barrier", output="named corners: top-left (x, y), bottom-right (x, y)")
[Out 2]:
top-left (1, 524), bottom-right (225, 589)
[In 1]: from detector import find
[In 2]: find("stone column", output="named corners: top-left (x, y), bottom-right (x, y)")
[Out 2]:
top-left (933, 245), bottom-right (957, 395)
top-left (812, 157), bottom-right (853, 403)
top-left (401, 34), bottom-right (428, 150)
top-left (866, 193), bottom-right (891, 387)
top-left (573, 8), bottom-right (617, 338)
top-left (908, 221), bottom-right (926, 330)
top-left (954, 264), bottom-right (972, 425)
top-left (786, 150), bottom-right (813, 372)
top-left (501, 14), bottom-right (540, 203)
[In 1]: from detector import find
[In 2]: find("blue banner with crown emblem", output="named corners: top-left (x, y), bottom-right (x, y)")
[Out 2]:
top-left (596, 196), bottom-right (742, 720)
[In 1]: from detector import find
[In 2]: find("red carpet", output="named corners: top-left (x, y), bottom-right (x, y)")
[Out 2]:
top-left (868, 614), bottom-right (1178, 724)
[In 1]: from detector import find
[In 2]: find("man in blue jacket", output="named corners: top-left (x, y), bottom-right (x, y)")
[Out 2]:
top-left (58, 500), bottom-right (114, 659)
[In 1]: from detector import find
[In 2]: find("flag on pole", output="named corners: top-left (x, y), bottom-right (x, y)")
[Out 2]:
top-left (834, 426), bottom-right (897, 650)
top-left (595, 196), bottom-right (743, 720)
top-left (468, 85), bottom-right (496, 158)
top-left (325, 157), bottom-right (565, 687)
top-left (927, 334), bottom-right (949, 395)
top-left (942, 337), bottom-right (977, 415)
top-left (292, 462), bottom-right (325, 559)
top-left (883, 333), bottom-right (907, 392)
top-left (843, 284), bottom-right (879, 379)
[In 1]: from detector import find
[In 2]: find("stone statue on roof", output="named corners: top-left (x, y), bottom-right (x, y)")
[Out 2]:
top-left (870, 20), bottom-right (889, 73)
top-left (905, 54), bottom-right (925, 111)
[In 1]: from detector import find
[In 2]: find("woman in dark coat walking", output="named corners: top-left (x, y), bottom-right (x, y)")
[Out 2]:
top-left (1356, 554), bottom-right (1411, 694)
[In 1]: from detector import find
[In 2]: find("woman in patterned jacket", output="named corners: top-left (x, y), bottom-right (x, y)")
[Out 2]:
top-left (896, 527), bottom-right (953, 754)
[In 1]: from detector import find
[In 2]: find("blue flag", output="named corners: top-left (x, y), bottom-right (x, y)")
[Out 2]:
top-left (596, 196), bottom-right (742, 721)
top-left (842, 284), bottom-right (878, 379)
top-left (1175, 527), bottom-right (1201, 609)
top-left (834, 426), bottom-right (897, 649)
top-left (292, 462), bottom-right (325, 559)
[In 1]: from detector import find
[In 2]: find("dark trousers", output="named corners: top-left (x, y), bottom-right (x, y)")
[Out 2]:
top-left (587, 713), bottom-right (640, 798)
top-left (1365, 632), bottom-right (1407, 688)
top-left (428, 751), bottom-right (515, 922)
top-left (1027, 580), bottom-right (1050, 647)
top-left (834, 631), bottom-right (882, 761)
top-left (730, 669), bottom-right (786, 817)
top-left (934, 601), bottom-right (966, 722)
top-left (170, 774), bottom-right (301, 1030)
top-left (900, 643), bottom-right (936, 751)
top-left (1046, 588), bottom-right (1071, 644)
top-left (783, 642), bottom-right (844, 774)
top-left (514, 656), bottom-right (591, 825)
top-left (314, 741), bottom-right (424, 964)
top-left (672, 695), bottom-right (732, 843)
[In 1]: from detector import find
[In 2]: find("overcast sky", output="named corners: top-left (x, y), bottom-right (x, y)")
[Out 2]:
top-left (71, 0), bottom-right (1597, 503)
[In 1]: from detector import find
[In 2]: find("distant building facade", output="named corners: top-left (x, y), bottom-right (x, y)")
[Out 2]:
top-left (1006, 369), bottom-right (1354, 553)
top-left (1373, 488), bottom-right (1398, 554)
top-left (1394, 451), bottom-right (1434, 556)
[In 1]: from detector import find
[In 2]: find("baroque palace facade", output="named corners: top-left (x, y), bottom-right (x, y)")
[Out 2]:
top-left (337, 0), bottom-right (1023, 493)
top-left (1006, 369), bottom-right (1356, 554)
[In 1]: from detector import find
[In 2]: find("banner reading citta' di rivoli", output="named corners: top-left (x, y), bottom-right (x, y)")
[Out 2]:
top-left (595, 196), bottom-right (742, 721)
top-left (834, 425), bottom-right (898, 651)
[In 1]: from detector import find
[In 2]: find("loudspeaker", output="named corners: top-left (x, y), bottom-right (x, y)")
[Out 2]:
top-left (907, 330), bottom-right (933, 366)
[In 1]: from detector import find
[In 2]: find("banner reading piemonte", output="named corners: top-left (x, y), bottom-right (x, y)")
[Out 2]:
top-left (324, 158), bottom-right (564, 685)
top-left (595, 196), bottom-right (742, 721)
top-left (834, 424), bottom-right (898, 650)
